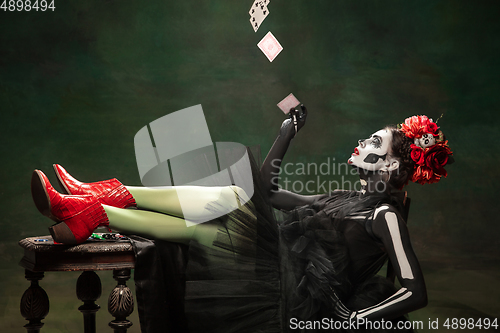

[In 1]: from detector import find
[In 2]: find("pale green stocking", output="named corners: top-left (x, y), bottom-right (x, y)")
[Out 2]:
top-left (126, 185), bottom-right (249, 221)
top-left (103, 205), bottom-right (219, 247)
top-left (104, 185), bottom-right (249, 248)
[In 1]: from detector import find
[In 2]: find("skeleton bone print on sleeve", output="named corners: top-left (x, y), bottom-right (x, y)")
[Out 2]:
top-left (335, 205), bottom-right (427, 321)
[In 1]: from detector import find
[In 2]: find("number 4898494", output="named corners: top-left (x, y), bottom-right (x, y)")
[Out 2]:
top-left (1, 0), bottom-right (56, 11)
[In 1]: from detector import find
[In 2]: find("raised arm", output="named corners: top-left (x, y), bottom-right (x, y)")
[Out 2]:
top-left (334, 205), bottom-right (427, 322)
top-left (260, 105), bottom-right (322, 210)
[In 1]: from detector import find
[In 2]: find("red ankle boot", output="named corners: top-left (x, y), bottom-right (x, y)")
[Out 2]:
top-left (53, 164), bottom-right (136, 209)
top-left (31, 170), bottom-right (110, 245)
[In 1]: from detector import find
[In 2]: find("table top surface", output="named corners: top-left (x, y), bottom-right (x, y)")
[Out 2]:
top-left (19, 235), bottom-right (134, 253)
top-left (19, 236), bottom-right (136, 271)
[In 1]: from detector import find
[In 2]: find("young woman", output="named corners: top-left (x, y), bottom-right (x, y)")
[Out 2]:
top-left (261, 108), bottom-right (451, 331)
top-left (31, 108), bottom-right (452, 332)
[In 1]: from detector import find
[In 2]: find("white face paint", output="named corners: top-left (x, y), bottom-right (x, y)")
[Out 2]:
top-left (348, 129), bottom-right (397, 171)
top-left (414, 133), bottom-right (435, 148)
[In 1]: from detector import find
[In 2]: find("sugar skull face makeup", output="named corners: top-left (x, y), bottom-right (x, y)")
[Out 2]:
top-left (348, 129), bottom-right (399, 172)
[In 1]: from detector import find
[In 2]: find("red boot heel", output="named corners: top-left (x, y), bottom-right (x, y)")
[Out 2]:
top-left (53, 164), bottom-right (136, 209)
top-left (48, 222), bottom-right (76, 244)
top-left (31, 169), bottom-right (62, 222)
top-left (31, 170), bottom-right (109, 245)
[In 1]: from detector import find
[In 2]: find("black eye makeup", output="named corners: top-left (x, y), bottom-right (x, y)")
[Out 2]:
top-left (371, 136), bottom-right (382, 149)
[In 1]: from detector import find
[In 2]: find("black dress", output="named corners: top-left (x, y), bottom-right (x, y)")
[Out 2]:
top-left (278, 192), bottom-right (413, 332)
top-left (132, 162), bottom-right (413, 333)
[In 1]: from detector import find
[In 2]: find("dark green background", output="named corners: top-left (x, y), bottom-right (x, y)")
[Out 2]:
top-left (1, 0), bottom-right (499, 331)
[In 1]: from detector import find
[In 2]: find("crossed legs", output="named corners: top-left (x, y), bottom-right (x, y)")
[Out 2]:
top-left (32, 165), bottom-right (251, 246)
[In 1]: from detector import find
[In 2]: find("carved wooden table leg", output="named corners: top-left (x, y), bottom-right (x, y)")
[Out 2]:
top-left (20, 270), bottom-right (50, 333)
top-left (76, 271), bottom-right (102, 333)
top-left (108, 269), bottom-right (134, 333)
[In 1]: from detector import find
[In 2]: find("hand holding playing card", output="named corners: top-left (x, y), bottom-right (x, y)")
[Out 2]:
top-left (280, 104), bottom-right (308, 139)
top-left (290, 104), bottom-right (308, 135)
top-left (277, 93), bottom-right (300, 114)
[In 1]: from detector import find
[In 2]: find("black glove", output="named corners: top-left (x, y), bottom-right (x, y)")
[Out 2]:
top-left (331, 288), bottom-right (357, 321)
top-left (280, 104), bottom-right (308, 139)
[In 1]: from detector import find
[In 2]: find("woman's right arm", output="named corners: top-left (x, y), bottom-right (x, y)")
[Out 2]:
top-left (260, 105), bottom-right (323, 210)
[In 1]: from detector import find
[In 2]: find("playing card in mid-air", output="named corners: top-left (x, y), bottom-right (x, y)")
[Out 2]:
top-left (249, 0), bottom-right (270, 32)
top-left (277, 93), bottom-right (300, 114)
top-left (257, 31), bottom-right (283, 62)
top-left (249, 0), bottom-right (270, 16)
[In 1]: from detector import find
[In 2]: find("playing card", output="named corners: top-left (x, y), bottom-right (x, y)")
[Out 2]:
top-left (249, 13), bottom-right (268, 32)
top-left (249, 1), bottom-right (270, 32)
top-left (249, 0), bottom-right (270, 16)
top-left (257, 31), bottom-right (283, 62)
top-left (277, 93), bottom-right (300, 114)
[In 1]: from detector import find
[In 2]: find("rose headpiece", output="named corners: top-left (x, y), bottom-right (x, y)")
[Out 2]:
top-left (399, 115), bottom-right (453, 185)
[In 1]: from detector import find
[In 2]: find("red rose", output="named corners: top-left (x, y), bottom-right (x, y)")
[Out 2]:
top-left (410, 141), bottom-right (452, 185)
top-left (424, 144), bottom-right (450, 177)
top-left (426, 122), bottom-right (439, 135)
top-left (410, 144), bottom-right (425, 165)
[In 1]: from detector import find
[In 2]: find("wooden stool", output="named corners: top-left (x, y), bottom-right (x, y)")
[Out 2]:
top-left (19, 236), bottom-right (136, 333)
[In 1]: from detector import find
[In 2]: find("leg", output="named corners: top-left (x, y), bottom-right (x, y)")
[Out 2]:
top-left (53, 164), bottom-right (250, 221)
top-left (126, 185), bottom-right (249, 220)
top-left (32, 169), bottom-right (239, 246)
top-left (104, 205), bottom-right (219, 248)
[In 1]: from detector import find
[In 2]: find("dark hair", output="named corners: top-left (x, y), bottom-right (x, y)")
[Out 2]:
top-left (386, 126), bottom-right (415, 190)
